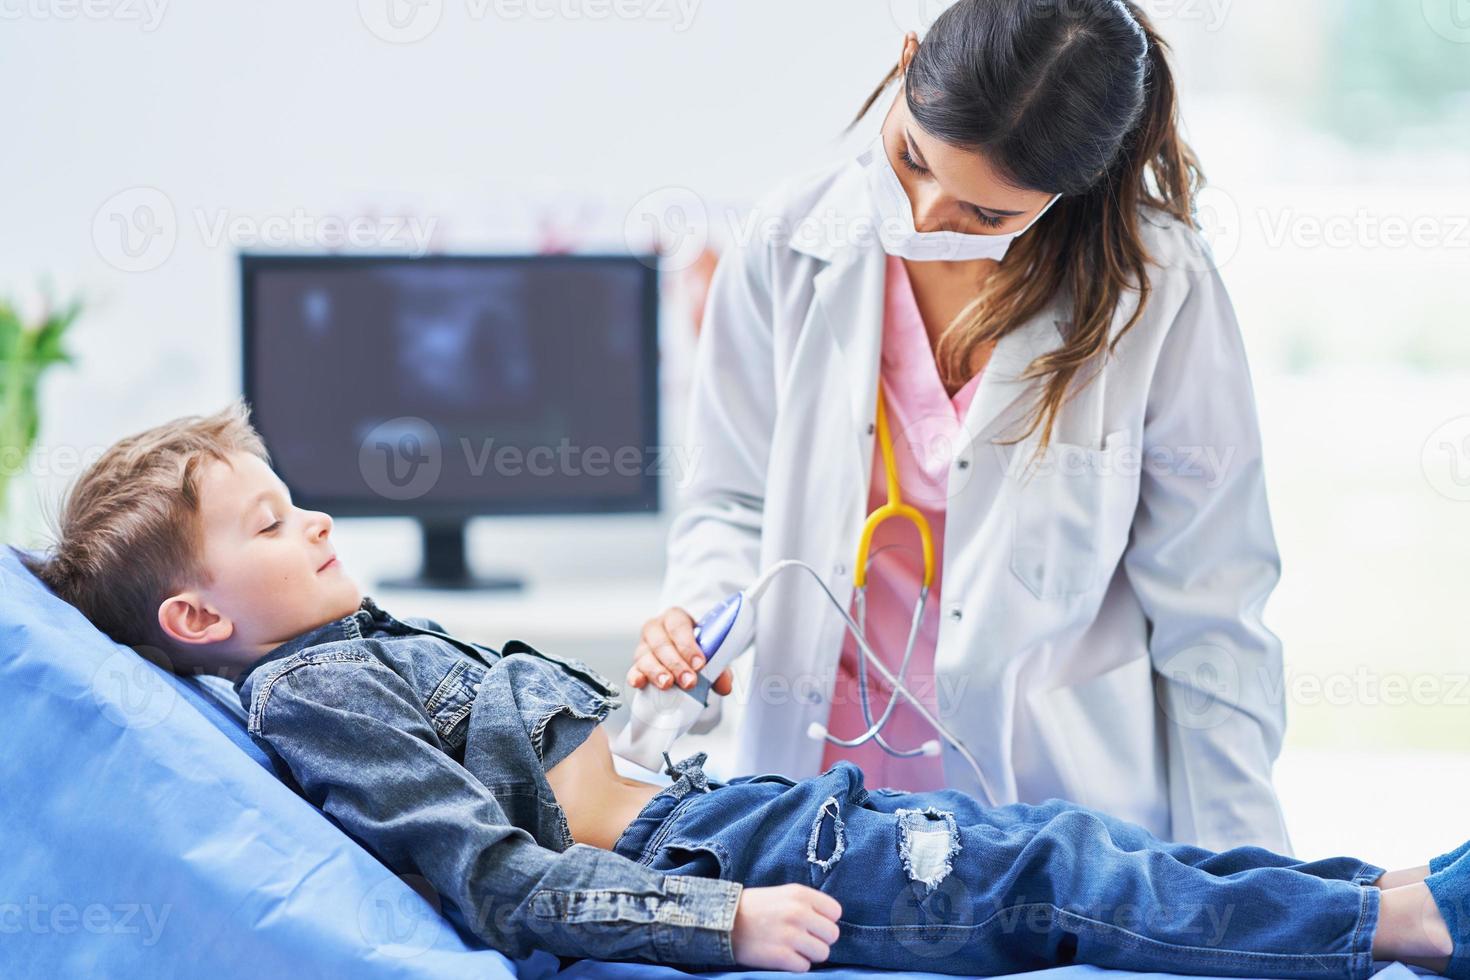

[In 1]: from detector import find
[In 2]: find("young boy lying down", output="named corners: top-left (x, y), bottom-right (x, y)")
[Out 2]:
top-left (25, 400), bottom-right (1470, 978)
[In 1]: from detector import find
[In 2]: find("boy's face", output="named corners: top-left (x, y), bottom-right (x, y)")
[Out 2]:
top-left (160, 451), bottom-right (363, 671)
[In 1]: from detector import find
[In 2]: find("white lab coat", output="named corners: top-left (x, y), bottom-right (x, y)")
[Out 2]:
top-left (659, 153), bottom-right (1292, 854)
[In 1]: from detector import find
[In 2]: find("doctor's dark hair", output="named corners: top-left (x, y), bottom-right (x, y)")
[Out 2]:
top-left (850, 0), bottom-right (1201, 454)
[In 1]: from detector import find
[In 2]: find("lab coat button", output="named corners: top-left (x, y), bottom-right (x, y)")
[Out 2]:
top-left (956, 457), bottom-right (970, 470)
top-left (833, 562), bottom-right (847, 578)
top-left (866, 423), bottom-right (876, 435)
top-left (947, 605), bottom-right (963, 622)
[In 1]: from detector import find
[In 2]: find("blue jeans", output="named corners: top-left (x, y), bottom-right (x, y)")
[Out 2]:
top-left (612, 755), bottom-right (1384, 978)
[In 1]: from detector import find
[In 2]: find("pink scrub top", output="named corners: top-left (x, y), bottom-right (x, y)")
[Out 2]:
top-left (817, 255), bottom-right (982, 792)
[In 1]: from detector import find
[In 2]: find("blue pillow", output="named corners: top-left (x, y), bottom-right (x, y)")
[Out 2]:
top-left (0, 545), bottom-right (525, 979)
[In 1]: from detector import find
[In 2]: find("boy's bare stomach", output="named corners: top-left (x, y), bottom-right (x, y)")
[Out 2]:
top-left (544, 723), bottom-right (666, 850)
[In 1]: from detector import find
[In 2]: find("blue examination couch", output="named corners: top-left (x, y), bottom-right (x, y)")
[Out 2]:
top-left (0, 545), bottom-right (1423, 980)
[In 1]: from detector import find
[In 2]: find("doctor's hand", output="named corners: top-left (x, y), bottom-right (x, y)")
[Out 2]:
top-left (732, 884), bottom-right (841, 971)
top-left (627, 607), bottom-right (733, 695)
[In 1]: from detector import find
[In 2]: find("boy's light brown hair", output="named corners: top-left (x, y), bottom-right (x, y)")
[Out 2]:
top-left (23, 398), bottom-right (270, 656)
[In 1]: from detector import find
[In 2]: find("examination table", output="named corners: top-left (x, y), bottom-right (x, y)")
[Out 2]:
top-left (0, 545), bottom-right (1423, 979)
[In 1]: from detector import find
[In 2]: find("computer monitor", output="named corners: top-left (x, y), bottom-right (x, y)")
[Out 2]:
top-left (240, 253), bottom-right (660, 591)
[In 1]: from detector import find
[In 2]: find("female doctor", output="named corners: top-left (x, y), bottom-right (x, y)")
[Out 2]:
top-left (626, 0), bottom-right (1292, 853)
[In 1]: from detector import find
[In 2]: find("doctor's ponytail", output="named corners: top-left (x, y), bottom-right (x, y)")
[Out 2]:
top-left (849, 0), bottom-right (1202, 457)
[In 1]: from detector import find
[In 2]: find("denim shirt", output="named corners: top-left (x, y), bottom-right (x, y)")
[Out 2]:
top-left (233, 596), bottom-right (742, 966)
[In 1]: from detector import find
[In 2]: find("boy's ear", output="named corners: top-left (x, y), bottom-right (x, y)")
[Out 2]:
top-left (158, 593), bottom-right (235, 647)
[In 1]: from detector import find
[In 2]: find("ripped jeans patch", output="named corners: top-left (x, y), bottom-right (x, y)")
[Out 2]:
top-left (806, 795), bottom-right (847, 871)
top-left (895, 807), bottom-right (961, 894)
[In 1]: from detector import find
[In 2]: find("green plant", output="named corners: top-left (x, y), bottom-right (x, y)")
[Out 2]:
top-left (0, 293), bottom-right (81, 539)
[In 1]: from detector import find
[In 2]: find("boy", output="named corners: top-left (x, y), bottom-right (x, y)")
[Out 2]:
top-left (23, 400), bottom-right (1470, 977)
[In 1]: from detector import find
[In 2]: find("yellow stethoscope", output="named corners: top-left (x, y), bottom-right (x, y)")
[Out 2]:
top-left (757, 386), bottom-right (999, 804)
top-left (810, 386), bottom-right (939, 761)
top-left (854, 387), bottom-right (936, 593)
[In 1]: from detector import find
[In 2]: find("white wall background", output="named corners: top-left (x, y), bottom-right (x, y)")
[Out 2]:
top-left (1, 0), bottom-right (902, 439)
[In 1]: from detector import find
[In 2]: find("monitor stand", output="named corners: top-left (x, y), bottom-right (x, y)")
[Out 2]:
top-left (378, 519), bottom-right (525, 592)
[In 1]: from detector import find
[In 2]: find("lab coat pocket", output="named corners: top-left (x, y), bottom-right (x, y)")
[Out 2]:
top-left (1010, 430), bottom-right (1137, 600)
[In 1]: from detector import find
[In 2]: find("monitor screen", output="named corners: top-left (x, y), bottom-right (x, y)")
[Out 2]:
top-left (241, 255), bottom-right (659, 519)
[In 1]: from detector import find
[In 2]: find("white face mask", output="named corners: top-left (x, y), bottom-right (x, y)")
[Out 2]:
top-left (858, 133), bottom-right (1061, 262)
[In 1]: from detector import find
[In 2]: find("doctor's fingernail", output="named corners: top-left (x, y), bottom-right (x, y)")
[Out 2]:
top-left (657, 673), bottom-right (671, 686)
top-left (691, 656), bottom-right (705, 669)
top-left (680, 672), bottom-right (695, 687)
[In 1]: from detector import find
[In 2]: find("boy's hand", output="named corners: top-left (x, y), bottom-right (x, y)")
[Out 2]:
top-left (628, 606), bottom-right (733, 695)
top-left (731, 884), bottom-right (841, 971)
